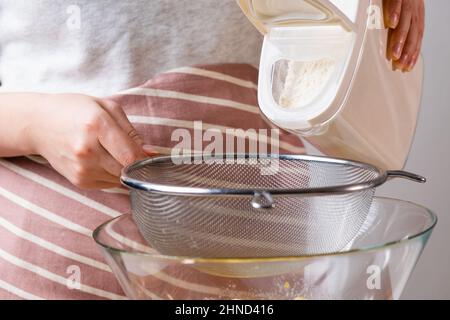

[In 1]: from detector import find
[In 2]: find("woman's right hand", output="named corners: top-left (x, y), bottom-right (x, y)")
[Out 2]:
top-left (384, 0), bottom-right (425, 72)
top-left (28, 93), bottom-right (149, 189)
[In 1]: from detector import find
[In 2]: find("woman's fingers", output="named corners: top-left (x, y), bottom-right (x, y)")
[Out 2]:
top-left (408, 33), bottom-right (423, 71)
top-left (143, 145), bottom-right (160, 156)
top-left (419, 0), bottom-right (425, 34)
top-left (384, 0), bottom-right (403, 28)
top-left (389, 1), bottom-right (412, 62)
top-left (394, 13), bottom-right (419, 70)
top-left (95, 100), bottom-right (149, 184)
top-left (387, 28), bottom-right (394, 61)
top-left (409, 1), bottom-right (425, 70)
top-left (97, 99), bottom-right (160, 160)
top-left (79, 181), bottom-right (121, 190)
top-left (96, 145), bottom-right (124, 177)
top-left (386, 0), bottom-right (424, 72)
top-left (96, 110), bottom-right (147, 167)
top-left (406, 22), bottom-right (423, 72)
top-left (97, 99), bottom-right (144, 147)
top-left (97, 174), bottom-right (122, 185)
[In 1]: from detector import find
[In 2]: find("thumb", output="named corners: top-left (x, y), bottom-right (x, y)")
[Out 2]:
top-left (143, 145), bottom-right (159, 157)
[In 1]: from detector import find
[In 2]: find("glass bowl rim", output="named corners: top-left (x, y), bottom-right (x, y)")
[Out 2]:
top-left (92, 196), bottom-right (437, 264)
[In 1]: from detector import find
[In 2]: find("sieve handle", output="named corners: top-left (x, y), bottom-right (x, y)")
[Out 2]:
top-left (386, 171), bottom-right (427, 183)
top-left (251, 192), bottom-right (274, 209)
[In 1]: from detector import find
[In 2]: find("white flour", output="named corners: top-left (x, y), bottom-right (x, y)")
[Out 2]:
top-left (279, 59), bottom-right (336, 109)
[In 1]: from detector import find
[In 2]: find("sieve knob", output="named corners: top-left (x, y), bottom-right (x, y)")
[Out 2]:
top-left (251, 192), bottom-right (274, 209)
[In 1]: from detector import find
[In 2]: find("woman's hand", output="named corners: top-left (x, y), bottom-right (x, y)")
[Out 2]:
top-left (28, 93), bottom-right (149, 189)
top-left (384, 0), bottom-right (425, 72)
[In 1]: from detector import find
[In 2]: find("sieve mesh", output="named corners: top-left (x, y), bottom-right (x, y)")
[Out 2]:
top-left (123, 155), bottom-right (383, 258)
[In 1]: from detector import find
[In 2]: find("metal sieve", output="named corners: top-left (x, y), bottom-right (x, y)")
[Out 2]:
top-left (121, 154), bottom-right (426, 258)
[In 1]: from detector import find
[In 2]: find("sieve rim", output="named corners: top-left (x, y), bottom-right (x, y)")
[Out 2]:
top-left (120, 154), bottom-right (388, 197)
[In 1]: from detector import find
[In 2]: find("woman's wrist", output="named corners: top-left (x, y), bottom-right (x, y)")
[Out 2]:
top-left (0, 92), bottom-right (50, 157)
top-left (23, 93), bottom-right (51, 156)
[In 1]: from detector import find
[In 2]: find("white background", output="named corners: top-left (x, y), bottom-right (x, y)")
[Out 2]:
top-left (377, 0), bottom-right (450, 299)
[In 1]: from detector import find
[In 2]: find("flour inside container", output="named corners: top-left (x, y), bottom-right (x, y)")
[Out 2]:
top-left (273, 58), bottom-right (336, 109)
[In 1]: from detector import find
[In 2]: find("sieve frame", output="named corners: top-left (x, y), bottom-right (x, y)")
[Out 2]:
top-left (121, 154), bottom-right (426, 199)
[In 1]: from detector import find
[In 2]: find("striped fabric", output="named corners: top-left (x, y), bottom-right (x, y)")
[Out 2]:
top-left (0, 64), bottom-right (305, 300)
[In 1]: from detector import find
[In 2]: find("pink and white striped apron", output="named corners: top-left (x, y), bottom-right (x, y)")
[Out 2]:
top-left (0, 64), bottom-right (305, 300)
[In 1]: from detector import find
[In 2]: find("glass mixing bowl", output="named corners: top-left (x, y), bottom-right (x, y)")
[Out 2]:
top-left (93, 197), bottom-right (436, 300)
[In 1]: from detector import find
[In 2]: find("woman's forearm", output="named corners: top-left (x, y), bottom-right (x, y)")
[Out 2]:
top-left (0, 92), bottom-right (43, 157)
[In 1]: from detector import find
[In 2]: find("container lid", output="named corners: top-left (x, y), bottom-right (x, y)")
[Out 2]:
top-left (238, 0), bottom-right (370, 134)
top-left (238, 0), bottom-right (358, 32)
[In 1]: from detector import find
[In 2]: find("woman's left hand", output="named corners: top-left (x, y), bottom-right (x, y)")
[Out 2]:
top-left (384, 0), bottom-right (425, 72)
